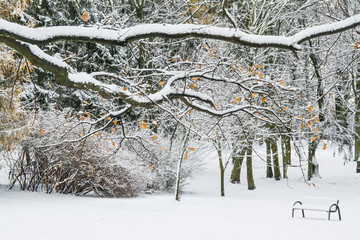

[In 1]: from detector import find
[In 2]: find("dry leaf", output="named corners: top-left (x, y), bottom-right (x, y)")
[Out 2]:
top-left (188, 147), bottom-right (195, 151)
top-left (122, 86), bottom-right (128, 91)
top-left (149, 135), bottom-right (157, 141)
top-left (159, 81), bottom-right (166, 86)
top-left (184, 152), bottom-right (188, 160)
top-left (322, 143), bottom-right (327, 150)
top-left (81, 12), bottom-right (89, 22)
top-left (39, 129), bottom-right (44, 134)
top-left (81, 116), bottom-right (85, 121)
top-left (189, 83), bottom-right (196, 90)
top-left (311, 136), bottom-right (317, 141)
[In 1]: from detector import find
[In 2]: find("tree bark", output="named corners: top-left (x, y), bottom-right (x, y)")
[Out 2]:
top-left (271, 139), bottom-right (281, 180)
top-left (230, 148), bottom-right (246, 183)
top-left (281, 135), bottom-right (291, 178)
top-left (266, 138), bottom-right (273, 178)
top-left (246, 146), bottom-right (256, 190)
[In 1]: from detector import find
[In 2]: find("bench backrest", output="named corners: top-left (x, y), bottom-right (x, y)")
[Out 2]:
top-left (302, 196), bottom-right (339, 206)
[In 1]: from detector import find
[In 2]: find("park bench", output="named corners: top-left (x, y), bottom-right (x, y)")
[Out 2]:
top-left (292, 196), bottom-right (341, 221)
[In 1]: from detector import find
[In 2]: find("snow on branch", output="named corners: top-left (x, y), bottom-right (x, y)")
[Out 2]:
top-left (1, 15), bottom-right (360, 51)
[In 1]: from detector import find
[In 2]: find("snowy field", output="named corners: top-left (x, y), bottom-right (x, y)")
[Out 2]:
top-left (0, 145), bottom-right (359, 240)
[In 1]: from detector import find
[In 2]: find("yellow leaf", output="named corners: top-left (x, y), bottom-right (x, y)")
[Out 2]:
top-left (184, 152), bottom-right (188, 160)
top-left (261, 96), bottom-right (266, 103)
top-left (149, 135), bottom-right (157, 141)
top-left (81, 12), bottom-right (89, 22)
top-left (39, 129), bottom-right (44, 134)
top-left (159, 81), bottom-right (166, 86)
top-left (192, 77), bottom-right (198, 81)
top-left (185, 57), bottom-right (189, 61)
top-left (81, 116), bottom-right (85, 121)
top-left (235, 97), bottom-right (241, 101)
top-left (354, 42), bottom-right (359, 49)
top-left (308, 106), bottom-right (314, 112)
top-left (113, 120), bottom-right (117, 125)
top-left (232, 99), bottom-right (237, 104)
top-left (322, 143), bottom-right (327, 150)
top-left (311, 136), bottom-right (317, 141)
top-left (251, 93), bottom-right (256, 98)
top-left (122, 86), bottom-right (128, 91)
top-left (255, 64), bottom-right (262, 69)
top-left (189, 83), bottom-right (196, 90)
top-left (188, 147), bottom-right (195, 151)
top-left (139, 120), bottom-right (148, 129)
top-left (80, 133), bottom-right (84, 137)
top-left (149, 165), bottom-right (154, 171)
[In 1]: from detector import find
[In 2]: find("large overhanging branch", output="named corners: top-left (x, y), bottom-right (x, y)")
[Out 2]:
top-left (1, 14), bottom-right (360, 51)
top-left (1, 15), bottom-right (360, 117)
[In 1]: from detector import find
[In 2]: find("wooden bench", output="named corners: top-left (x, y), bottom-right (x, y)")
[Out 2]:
top-left (292, 196), bottom-right (341, 221)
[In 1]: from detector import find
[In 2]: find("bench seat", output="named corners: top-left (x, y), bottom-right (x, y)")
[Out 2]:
top-left (292, 197), bottom-right (341, 220)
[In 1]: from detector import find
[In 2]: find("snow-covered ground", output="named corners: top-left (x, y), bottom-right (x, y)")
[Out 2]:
top-left (0, 145), bottom-right (359, 240)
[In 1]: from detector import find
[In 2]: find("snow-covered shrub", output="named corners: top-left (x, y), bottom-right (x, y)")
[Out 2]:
top-left (8, 110), bottom-right (200, 197)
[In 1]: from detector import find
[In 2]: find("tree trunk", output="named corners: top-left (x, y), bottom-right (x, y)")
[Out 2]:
top-left (215, 140), bottom-right (225, 196)
top-left (271, 139), bottom-right (281, 180)
top-left (308, 140), bottom-right (320, 180)
top-left (281, 135), bottom-right (291, 178)
top-left (355, 72), bottom-right (360, 173)
top-left (246, 147), bottom-right (256, 190)
top-left (266, 138), bottom-right (273, 178)
top-left (230, 148), bottom-right (246, 183)
top-left (175, 129), bottom-right (190, 201)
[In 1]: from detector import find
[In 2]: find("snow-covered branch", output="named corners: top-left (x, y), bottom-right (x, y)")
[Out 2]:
top-left (1, 15), bottom-right (360, 51)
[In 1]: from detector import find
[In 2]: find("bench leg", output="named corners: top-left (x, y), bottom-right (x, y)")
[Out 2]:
top-left (292, 209), bottom-right (294, 217)
top-left (328, 211), bottom-right (331, 221)
top-left (338, 208), bottom-right (341, 221)
top-left (302, 210), bottom-right (305, 218)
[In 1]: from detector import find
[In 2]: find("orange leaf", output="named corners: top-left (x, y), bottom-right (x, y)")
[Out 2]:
top-left (149, 135), bottom-right (157, 141)
top-left (255, 64), bottom-right (262, 69)
top-left (311, 136), bottom-right (317, 141)
top-left (308, 106), bottom-right (314, 112)
top-left (39, 129), bottom-right (44, 134)
top-left (192, 77), bottom-right (198, 81)
top-left (112, 141), bottom-right (116, 147)
top-left (251, 93), bottom-right (256, 98)
top-left (139, 120), bottom-right (148, 129)
top-left (122, 86), bottom-right (128, 91)
top-left (113, 120), bottom-right (117, 126)
top-left (160, 147), bottom-right (169, 151)
top-left (185, 57), bottom-right (189, 61)
top-left (184, 152), bottom-right (188, 160)
top-left (261, 96), bottom-right (266, 103)
top-left (100, 97), bottom-right (104, 103)
top-left (81, 12), bottom-right (89, 22)
top-left (111, 128), bottom-right (115, 135)
top-left (149, 165), bottom-right (155, 171)
top-left (279, 80), bottom-right (284, 86)
top-left (81, 116), bottom-right (85, 121)
top-left (235, 97), bottom-right (241, 101)
top-left (188, 109), bottom-right (194, 114)
top-left (313, 127), bottom-right (319, 132)
top-left (354, 42), bottom-right (359, 49)
top-left (159, 81), bottom-right (166, 86)
top-left (188, 147), bottom-right (195, 151)
top-left (189, 83), bottom-right (196, 90)
top-left (232, 99), bottom-right (237, 104)
top-left (322, 143), bottom-right (327, 150)
top-left (259, 72), bottom-right (263, 79)
top-left (107, 117), bottom-right (112, 121)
